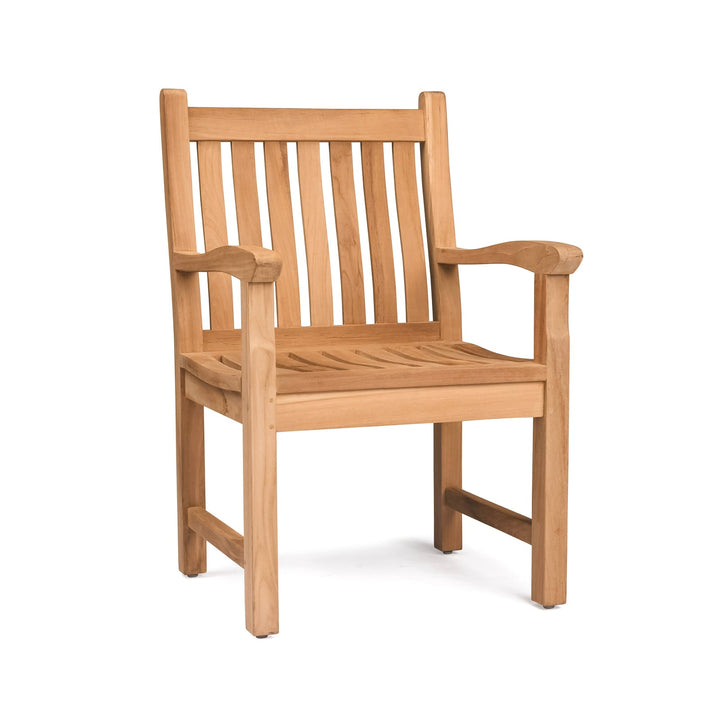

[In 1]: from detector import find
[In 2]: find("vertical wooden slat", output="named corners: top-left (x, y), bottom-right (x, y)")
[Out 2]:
top-left (361, 142), bottom-right (398, 323)
top-left (392, 142), bottom-right (429, 322)
top-left (242, 281), bottom-right (279, 636)
top-left (231, 141), bottom-right (263, 246)
top-left (160, 89), bottom-right (205, 575)
top-left (419, 92), bottom-right (462, 340)
top-left (532, 274), bottom-right (570, 607)
top-left (329, 142), bottom-right (366, 324)
top-left (264, 142), bottom-right (301, 327)
top-left (197, 141), bottom-right (234, 329)
top-left (297, 142), bottom-right (333, 325)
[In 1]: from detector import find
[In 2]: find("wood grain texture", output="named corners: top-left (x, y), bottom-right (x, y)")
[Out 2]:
top-left (184, 372), bottom-right (243, 422)
top-left (241, 281), bottom-right (279, 636)
top-left (532, 274), bottom-right (570, 606)
top-left (188, 507), bottom-right (245, 567)
top-left (436, 242), bottom-right (584, 275)
top-left (264, 142), bottom-right (302, 327)
top-left (297, 142), bottom-right (333, 325)
top-left (181, 354), bottom-right (243, 392)
top-left (203, 322), bottom-right (441, 351)
top-left (393, 142), bottom-right (430, 322)
top-left (329, 142), bottom-right (366, 324)
top-left (176, 381), bottom-right (207, 575)
top-left (189, 107), bottom-right (425, 141)
top-left (160, 90), bottom-right (206, 576)
top-left (197, 141), bottom-right (234, 329)
top-left (418, 92), bottom-right (462, 340)
top-left (160, 89), bottom-right (203, 352)
top-left (182, 340), bottom-right (545, 395)
top-left (162, 90), bottom-right (584, 631)
top-left (231, 141), bottom-right (263, 246)
top-left (445, 488), bottom-right (532, 544)
top-left (361, 142), bottom-right (397, 323)
top-left (277, 382), bottom-right (544, 431)
top-left (173, 246), bottom-right (282, 283)
top-left (434, 423), bottom-right (462, 551)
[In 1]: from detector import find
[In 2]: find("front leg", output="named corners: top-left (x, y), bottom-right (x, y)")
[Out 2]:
top-left (242, 281), bottom-right (279, 636)
top-left (531, 274), bottom-right (570, 607)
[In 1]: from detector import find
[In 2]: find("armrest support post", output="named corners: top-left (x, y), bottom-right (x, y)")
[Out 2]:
top-left (531, 273), bottom-right (570, 605)
top-left (240, 279), bottom-right (279, 635)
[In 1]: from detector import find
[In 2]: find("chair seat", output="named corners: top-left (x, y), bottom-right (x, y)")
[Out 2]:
top-left (180, 341), bottom-right (546, 395)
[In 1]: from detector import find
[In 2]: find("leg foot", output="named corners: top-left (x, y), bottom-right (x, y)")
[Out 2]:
top-left (543, 605), bottom-right (556, 609)
top-left (255, 635), bottom-right (269, 639)
top-left (442, 550), bottom-right (454, 555)
top-left (185, 574), bottom-right (199, 578)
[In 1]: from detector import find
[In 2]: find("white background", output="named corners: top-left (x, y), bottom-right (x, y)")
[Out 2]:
top-left (2, 1), bottom-right (718, 718)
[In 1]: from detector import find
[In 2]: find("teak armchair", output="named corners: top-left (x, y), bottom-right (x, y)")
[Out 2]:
top-left (160, 89), bottom-right (582, 637)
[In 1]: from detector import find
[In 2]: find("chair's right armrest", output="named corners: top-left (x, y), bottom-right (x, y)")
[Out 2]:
top-left (436, 241), bottom-right (583, 275)
top-left (173, 245), bottom-right (283, 283)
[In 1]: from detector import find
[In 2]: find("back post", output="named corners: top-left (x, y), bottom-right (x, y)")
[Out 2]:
top-left (160, 89), bottom-right (206, 575)
top-left (419, 91), bottom-right (464, 552)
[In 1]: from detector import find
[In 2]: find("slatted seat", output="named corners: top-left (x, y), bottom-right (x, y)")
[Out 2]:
top-left (181, 342), bottom-right (546, 394)
top-left (160, 89), bottom-right (583, 637)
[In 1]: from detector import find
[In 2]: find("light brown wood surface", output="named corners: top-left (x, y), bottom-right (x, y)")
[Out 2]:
top-left (329, 141), bottom-right (366, 324)
top-left (393, 142), bottom-right (430, 322)
top-left (532, 274), bottom-right (570, 607)
top-left (242, 281), bottom-right (279, 636)
top-left (184, 373), bottom-right (243, 423)
top-left (436, 241), bottom-right (583, 275)
top-left (434, 422), bottom-right (462, 551)
top-left (276, 382), bottom-right (544, 432)
top-left (264, 141), bottom-right (301, 327)
top-left (203, 321), bottom-right (441, 351)
top-left (445, 488), bottom-right (532, 543)
top-left (418, 92), bottom-right (462, 340)
top-left (160, 89), bottom-right (582, 635)
top-left (188, 507), bottom-right (245, 567)
top-left (173, 246), bottom-right (282, 282)
top-left (361, 142), bottom-right (398, 323)
top-left (297, 141), bottom-right (334, 325)
top-left (161, 90), bottom-right (206, 577)
top-left (231, 141), bottom-right (263, 246)
top-left (197, 140), bottom-right (234, 329)
top-left (181, 340), bottom-right (545, 395)
top-left (189, 107), bottom-right (425, 141)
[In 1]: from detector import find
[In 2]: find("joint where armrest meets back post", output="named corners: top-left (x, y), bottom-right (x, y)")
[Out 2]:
top-left (173, 245), bottom-right (283, 283)
top-left (435, 241), bottom-right (583, 275)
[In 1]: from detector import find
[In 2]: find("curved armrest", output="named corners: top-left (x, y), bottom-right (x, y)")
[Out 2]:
top-left (173, 245), bottom-right (283, 282)
top-left (436, 241), bottom-right (583, 275)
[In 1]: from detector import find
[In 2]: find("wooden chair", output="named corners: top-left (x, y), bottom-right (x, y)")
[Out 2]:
top-left (160, 89), bottom-right (583, 637)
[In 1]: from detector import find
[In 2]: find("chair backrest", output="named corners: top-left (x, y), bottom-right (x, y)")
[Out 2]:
top-left (160, 90), bottom-right (461, 354)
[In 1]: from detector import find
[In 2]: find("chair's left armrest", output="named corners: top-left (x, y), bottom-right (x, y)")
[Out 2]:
top-left (436, 241), bottom-right (583, 275)
top-left (173, 245), bottom-right (283, 283)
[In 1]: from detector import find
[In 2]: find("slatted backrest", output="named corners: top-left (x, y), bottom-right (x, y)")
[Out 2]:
top-left (160, 90), bottom-right (461, 351)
